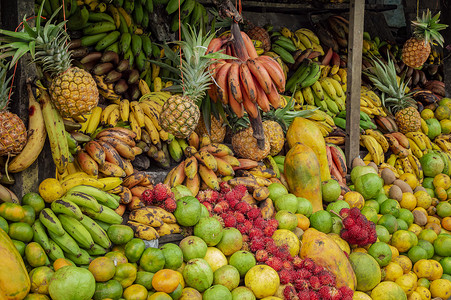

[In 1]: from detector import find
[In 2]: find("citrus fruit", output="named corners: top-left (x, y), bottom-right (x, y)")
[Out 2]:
top-left (436, 201), bottom-right (451, 218)
top-left (433, 234), bottom-right (451, 257)
top-left (275, 210), bottom-right (298, 231)
top-left (420, 153), bottom-right (444, 177)
top-left (435, 186), bottom-right (448, 201)
top-left (375, 193), bottom-right (388, 205)
top-left (415, 286), bottom-right (431, 300)
top-left (213, 265), bottom-right (240, 291)
top-left (267, 183), bottom-right (288, 202)
top-left (368, 242), bottom-right (392, 267)
top-left (393, 255), bottom-right (412, 274)
top-left (396, 219), bottom-right (408, 230)
top-left (370, 281), bottom-right (407, 300)
top-left (349, 252), bottom-right (381, 292)
top-left (321, 179), bottom-right (341, 203)
top-left (354, 173), bottom-right (384, 200)
top-left (440, 257), bottom-right (451, 275)
top-left (407, 246), bottom-right (428, 264)
top-left (395, 273), bottom-right (418, 295)
top-left (377, 213), bottom-right (398, 234)
top-left (343, 191), bottom-right (365, 209)
top-left (123, 284), bottom-right (148, 300)
top-left (295, 214), bottom-right (310, 231)
top-left (433, 173), bottom-right (451, 189)
top-left (8, 222), bottom-right (33, 243)
top-left (417, 277), bottom-right (430, 288)
top-left (442, 216), bottom-right (451, 231)
top-left (414, 191), bottom-right (432, 210)
top-left (331, 216), bottom-right (343, 234)
top-left (309, 210), bottom-right (332, 233)
top-left (244, 265), bottom-right (279, 299)
top-left (440, 119), bottom-right (451, 133)
top-left (429, 259), bottom-right (444, 280)
top-left (413, 259), bottom-right (435, 280)
top-left (352, 291), bottom-right (372, 300)
top-left (383, 262), bottom-right (404, 281)
top-left (274, 194), bottom-right (298, 213)
top-left (228, 251), bottom-right (256, 277)
top-left (399, 173), bottom-right (418, 190)
top-left (408, 223), bottom-right (423, 236)
top-left (21, 192), bottom-right (45, 214)
top-left (203, 247), bottom-right (227, 272)
top-left (399, 193), bottom-right (417, 211)
top-left (435, 104), bottom-right (451, 120)
top-left (152, 269), bottom-right (180, 293)
top-left (361, 206), bottom-right (378, 224)
top-left (417, 239), bottom-right (434, 259)
top-left (429, 278), bottom-right (451, 299)
top-left (53, 258), bottom-right (74, 271)
top-left (418, 229), bottom-right (437, 244)
top-left (388, 245), bottom-right (400, 261)
top-left (420, 109), bottom-right (434, 119)
top-left (376, 225), bottom-right (390, 243)
top-left (89, 257), bottom-right (116, 282)
top-left (147, 292), bottom-right (172, 299)
top-left (326, 200), bottom-right (350, 215)
top-left (38, 178), bottom-right (64, 203)
top-left (380, 199), bottom-right (401, 217)
top-left (398, 208), bottom-right (414, 227)
top-left (296, 197), bottom-right (313, 217)
top-left (272, 229), bottom-right (300, 257)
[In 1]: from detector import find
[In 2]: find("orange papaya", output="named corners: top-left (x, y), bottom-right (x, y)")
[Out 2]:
top-left (286, 117), bottom-right (331, 182)
top-left (0, 227), bottom-right (30, 300)
top-left (284, 142), bottom-right (323, 212)
top-left (300, 228), bottom-right (357, 290)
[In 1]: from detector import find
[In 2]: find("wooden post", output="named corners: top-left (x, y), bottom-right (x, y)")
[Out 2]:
top-left (441, 0), bottom-right (450, 97)
top-left (345, 0), bottom-right (365, 170)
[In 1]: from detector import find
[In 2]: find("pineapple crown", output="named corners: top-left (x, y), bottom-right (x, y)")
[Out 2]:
top-left (411, 9), bottom-right (448, 46)
top-left (364, 56), bottom-right (416, 115)
top-left (0, 2), bottom-right (71, 74)
top-left (151, 24), bottom-right (232, 106)
top-left (0, 60), bottom-right (13, 111)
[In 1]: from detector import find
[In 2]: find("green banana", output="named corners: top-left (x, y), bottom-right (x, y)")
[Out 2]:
top-left (124, 47), bottom-right (134, 67)
top-left (114, 0), bottom-right (124, 6)
top-left (65, 131), bottom-right (78, 151)
top-left (58, 214), bottom-right (95, 250)
top-left (83, 22), bottom-right (117, 35)
top-left (168, 139), bottom-right (183, 162)
top-left (359, 119), bottom-right (377, 130)
top-left (124, 0), bottom-right (135, 14)
top-left (67, 185), bottom-right (109, 204)
top-left (135, 51), bottom-right (146, 72)
top-left (51, 199), bottom-right (84, 221)
top-left (119, 32), bottom-right (132, 54)
top-left (40, 208), bottom-right (65, 236)
top-left (95, 31), bottom-right (121, 52)
top-left (166, 0), bottom-right (185, 14)
top-left (65, 248), bottom-right (92, 265)
top-left (118, 12), bottom-right (129, 33)
top-left (273, 155), bottom-right (285, 165)
top-left (32, 219), bottom-right (51, 253)
top-left (81, 33), bottom-right (108, 47)
top-left (47, 239), bottom-right (65, 261)
top-left (190, 1), bottom-right (203, 26)
top-left (144, 0), bottom-right (154, 13)
top-left (85, 243), bottom-right (107, 256)
top-left (271, 44), bottom-right (295, 64)
top-left (170, 13), bottom-right (180, 32)
top-left (131, 34), bottom-right (143, 57)
top-left (48, 230), bottom-right (82, 258)
top-left (133, 2), bottom-right (144, 25)
top-left (105, 41), bottom-right (120, 54)
top-left (88, 12), bottom-right (115, 24)
top-left (142, 13), bottom-right (149, 28)
top-left (67, 7), bottom-right (90, 31)
top-left (324, 94), bottom-right (340, 115)
top-left (273, 36), bottom-right (297, 52)
top-left (62, 191), bottom-right (101, 213)
top-left (94, 220), bottom-right (112, 232)
top-left (333, 117), bottom-right (347, 130)
top-left (360, 111), bottom-right (372, 123)
top-left (78, 215), bottom-right (112, 249)
top-left (141, 35), bottom-right (152, 57)
top-left (80, 205), bottom-right (123, 225)
top-left (300, 62), bottom-right (320, 88)
top-left (286, 59), bottom-right (311, 92)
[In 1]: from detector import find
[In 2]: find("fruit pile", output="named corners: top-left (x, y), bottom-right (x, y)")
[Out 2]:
top-left (1, 0), bottom-right (451, 300)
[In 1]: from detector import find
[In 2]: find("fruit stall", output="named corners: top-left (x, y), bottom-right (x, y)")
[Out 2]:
top-left (1, 0), bottom-right (451, 299)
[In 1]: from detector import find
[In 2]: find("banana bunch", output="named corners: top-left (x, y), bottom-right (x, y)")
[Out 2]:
top-left (325, 15), bottom-right (350, 51)
top-left (207, 30), bottom-right (286, 118)
top-left (360, 134), bottom-right (385, 165)
top-left (165, 0), bottom-right (208, 33)
top-left (300, 105), bottom-right (336, 137)
top-left (127, 206), bottom-right (180, 240)
top-left (386, 153), bottom-right (424, 182)
top-left (319, 49), bottom-right (343, 77)
top-left (384, 132), bottom-right (412, 159)
top-left (405, 131), bottom-right (434, 159)
top-left (359, 86), bottom-right (387, 118)
top-left (286, 56), bottom-right (321, 94)
top-left (33, 184), bottom-right (124, 265)
top-left (333, 110), bottom-right (377, 132)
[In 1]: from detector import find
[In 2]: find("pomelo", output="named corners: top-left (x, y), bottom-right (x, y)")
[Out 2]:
top-left (245, 265), bottom-right (280, 299)
top-left (351, 165), bottom-right (377, 184)
top-left (179, 236), bottom-right (208, 262)
top-left (182, 258), bottom-right (213, 293)
top-left (49, 266), bottom-right (95, 300)
top-left (174, 196), bottom-right (201, 227)
top-left (354, 173), bottom-right (383, 200)
top-left (274, 194), bottom-right (298, 213)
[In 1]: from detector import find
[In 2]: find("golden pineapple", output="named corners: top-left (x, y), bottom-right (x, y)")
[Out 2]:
top-left (262, 120), bottom-right (284, 156)
top-left (0, 4), bottom-right (98, 118)
top-left (0, 63), bottom-right (27, 156)
top-left (247, 25), bottom-right (271, 52)
top-left (159, 26), bottom-right (218, 138)
top-left (195, 114), bottom-right (226, 143)
top-left (232, 127), bottom-right (270, 161)
top-left (366, 57), bottom-right (420, 133)
top-left (402, 10), bottom-right (448, 68)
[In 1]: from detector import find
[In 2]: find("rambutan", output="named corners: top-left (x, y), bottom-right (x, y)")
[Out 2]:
top-left (297, 268), bottom-right (312, 280)
top-left (263, 237), bottom-right (274, 247)
top-left (234, 212), bottom-right (245, 223)
top-left (263, 225), bottom-right (276, 237)
top-left (318, 270), bottom-right (335, 286)
top-left (278, 269), bottom-right (292, 284)
top-left (249, 228), bottom-right (264, 240)
top-left (267, 218), bottom-right (279, 229)
top-left (266, 244), bottom-right (279, 256)
top-left (141, 189), bottom-right (154, 205)
top-left (223, 215), bottom-right (237, 228)
top-left (233, 184), bottom-right (248, 199)
top-left (204, 190), bottom-right (220, 203)
top-left (247, 207), bottom-right (261, 219)
top-left (219, 181), bottom-right (231, 194)
top-left (277, 245), bottom-right (291, 261)
top-left (255, 249), bottom-right (269, 262)
top-left (308, 291), bottom-right (319, 300)
top-left (266, 256), bottom-right (283, 271)
top-left (253, 217), bottom-right (267, 229)
top-left (242, 234), bottom-right (249, 243)
top-left (318, 286), bottom-right (332, 300)
top-left (250, 238), bottom-right (265, 252)
top-left (297, 290), bottom-right (310, 299)
top-left (237, 224), bottom-right (248, 234)
top-left (309, 276), bottom-right (321, 290)
top-left (312, 264), bottom-right (324, 275)
top-left (294, 278), bottom-right (310, 291)
top-left (202, 202), bottom-right (213, 213)
top-left (227, 198), bottom-right (240, 209)
top-left (283, 285), bottom-right (298, 300)
top-left (196, 191), bottom-right (206, 202)
top-left (243, 220), bottom-right (253, 230)
top-left (213, 201), bottom-right (229, 214)
top-left (292, 256), bottom-right (303, 269)
top-left (153, 183), bottom-right (173, 203)
top-left (330, 287), bottom-right (341, 300)
top-left (301, 258), bottom-right (316, 271)
top-left (163, 198), bottom-right (177, 212)
top-left (235, 201), bottom-right (251, 213)
top-left (282, 260), bottom-right (293, 271)
top-left (338, 286), bottom-right (354, 298)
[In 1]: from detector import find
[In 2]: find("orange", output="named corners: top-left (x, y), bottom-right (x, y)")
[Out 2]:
top-left (435, 187), bottom-right (447, 201)
top-left (427, 215), bottom-right (441, 225)
top-left (147, 292), bottom-right (172, 300)
top-left (38, 178), bottom-right (64, 203)
top-left (383, 262), bottom-right (404, 281)
top-left (391, 230), bottom-right (418, 253)
top-left (343, 191), bottom-right (365, 209)
top-left (414, 191), bottom-right (432, 209)
top-left (352, 247), bottom-right (368, 254)
top-left (399, 173), bottom-right (419, 190)
top-left (123, 284), bottom-right (148, 300)
top-left (89, 257), bottom-right (117, 282)
top-left (417, 229), bottom-right (438, 244)
top-left (408, 224), bottom-right (423, 236)
top-left (151, 269), bottom-right (180, 293)
top-left (407, 291), bottom-right (422, 300)
top-left (433, 173), bottom-right (451, 190)
top-left (395, 273), bottom-right (418, 295)
top-left (296, 214), bottom-right (310, 231)
top-left (393, 255), bottom-right (412, 274)
top-left (53, 258), bottom-right (74, 271)
top-left (442, 216), bottom-right (451, 231)
top-left (413, 259), bottom-right (436, 280)
top-left (400, 193), bottom-right (417, 211)
top-left (429, 260), bottom-right (443, 280)
top-left (105, 251), bottom-right (128, 265)
top-left (424, 222), bottom-right (441, 235)
top-left (388, 245), bottom-right (399, 261)
top-left (429, 279), bottom-right (451, 299)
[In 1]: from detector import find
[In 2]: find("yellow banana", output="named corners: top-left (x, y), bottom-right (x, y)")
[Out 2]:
top-left (138, 79), bottom-right (151, 95)
top-left (143, 115), bottom-right (160, 145)
top-left (107, 107), bottom-right (121, 127)
top-left (405, 132), bottom-right (427, 151)
top-left (407, 138), bottom-right (423, 158)
top-left (138, 101), bottom-right (162, 131)
top-left (85, 106), bottom-right (103, 135)
top-left (129, 112), bottom-right (142, 141)
top-left (400, 157), bottom-right (413, 174)
top-left (98, 177), bottom-right (123, 191)
top-left (153, 77), bottom-right (162, 92)
top-left (130, 101), bottom-right (145, 127)
top-left (387, 153), bottom-right (398, 167)
top-left (420, 118), bottom-right (429, 135)
top-left (407, 154), bottom-right (423, 181)
top-left (365, 129), bottom-right (389, 152)
top-left (100, 104), bottom-right (119, 126)
top-left (119, 99), bottom-right (130, 122)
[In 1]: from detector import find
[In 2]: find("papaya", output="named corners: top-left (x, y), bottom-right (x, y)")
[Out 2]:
top-left (300, 228), bottom-right (356, 290)
top-left (284, 142), bottom-right (323, 212)
top-left (286, 117), bottom-right (331, 182)
top-left (0, 227), bottom-right (30, 300)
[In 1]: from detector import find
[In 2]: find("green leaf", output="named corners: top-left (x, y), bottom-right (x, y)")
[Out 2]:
top-left (201, 96), bottom-right (211, 134)
top-left (10, 44), bottom-right (30, 66)
top-left (148, 59), bottom-right (180, 76)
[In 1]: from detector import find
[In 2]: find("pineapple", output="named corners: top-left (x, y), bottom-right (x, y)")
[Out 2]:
top-left (195, 114), bottom-right (226, 143)
top-left (158, 26), bottom-right (218, 139)
top-left (366, 57), bottom-right (420, 133)
top-left (231, 118), bottom-right (271, 162)
top-left (247, 25), bottom-right (271, 52)
top-left (0, 4), bottom-right (98, 117)
top-left (262, 120), bottom-right (284, 156)
top-left (402, 9), bottom-right (448, 68)
top-left (0, 63), bottom-right (27, 156)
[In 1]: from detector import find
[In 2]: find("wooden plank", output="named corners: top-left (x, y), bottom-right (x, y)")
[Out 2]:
top-left (441, 0), bottom-right (451, 97)
top-left (345, 0), bottom-right (365, 170)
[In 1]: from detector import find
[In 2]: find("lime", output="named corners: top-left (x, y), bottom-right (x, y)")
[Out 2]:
top-left (380, 199), bottom-right (400, 217)
top-left (396, 219), bottom-right (408, 231)
top-left (417, 277), bottom-right (430, 288)
top-left (326, 200), bottom-right (350, 215)
top-left (377, 214), bottom-right (398, 234)
top-left (331, 216), bottom-right (343, 235)
top-left (0, 216), bottom-right (8, 233)
top-left (441, 273), bottom-right (451, 281)
top-left (8, 222), bottom-right (33, 243)
top-left (21, 192), bottom-right (45, 214)
top-left (436, 201), bottom-right (451, 218)
top-left (361, 206), bottom-right (378, 224)
top-left (417, 239), bottom-right (434, 259)
top-left (375, 193), bottom-right (388, 206)
top-left (267, 183), bottom-right (288, 202)
top-left (354, 173), bottom-right (384, 200)
top-left (364, 200), bottom-right (380, 213)
top-left (296, 197), bottom-right (313, 217)
top-left (398, 208), bottom-right (414, 227)
top-left (440, 257), bottom-right (451, 275)
top-left (434, 234), bottom-right (451, 257)
top-left (418, 229), bottom-right (438, 244)
top-left (309, 210), bottom-right (332, 234)
top-left (391, 230), bottom-right (418, 253)
top-left (425, 188), bottom-right (435, 198)
top-left (407, 246), bottom-right (428, 264)
top-left (321, 179), bottom-right (342, 203)
top-left (368, 242), bottom-right (392, 267)
top-left (422, 177), bottom-right (435, 189)
top-left (375, 225), bottom-right (390, 243)
top-left (274, 194), bottom-right (298, 213)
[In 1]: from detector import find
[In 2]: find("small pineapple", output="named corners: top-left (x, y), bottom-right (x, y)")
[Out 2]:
top-left (159, 26), bottom-right (218, 139)
top-left (366, 57), bottom-right (420, 133)
top-left (0, 63), bottom-right (27, 156)
top-left (262, 120), bottom-right (284, 156)
top-left (195, 114), bottom-right (226, 143)
top-left (232, 129), bottom-right (271, 162)
top-left (402, 10), bottom-right (448, 68)
top-left (247, 25), bottom-right (271, 52)
top-left (0, 4), bottom-right (98, 117)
